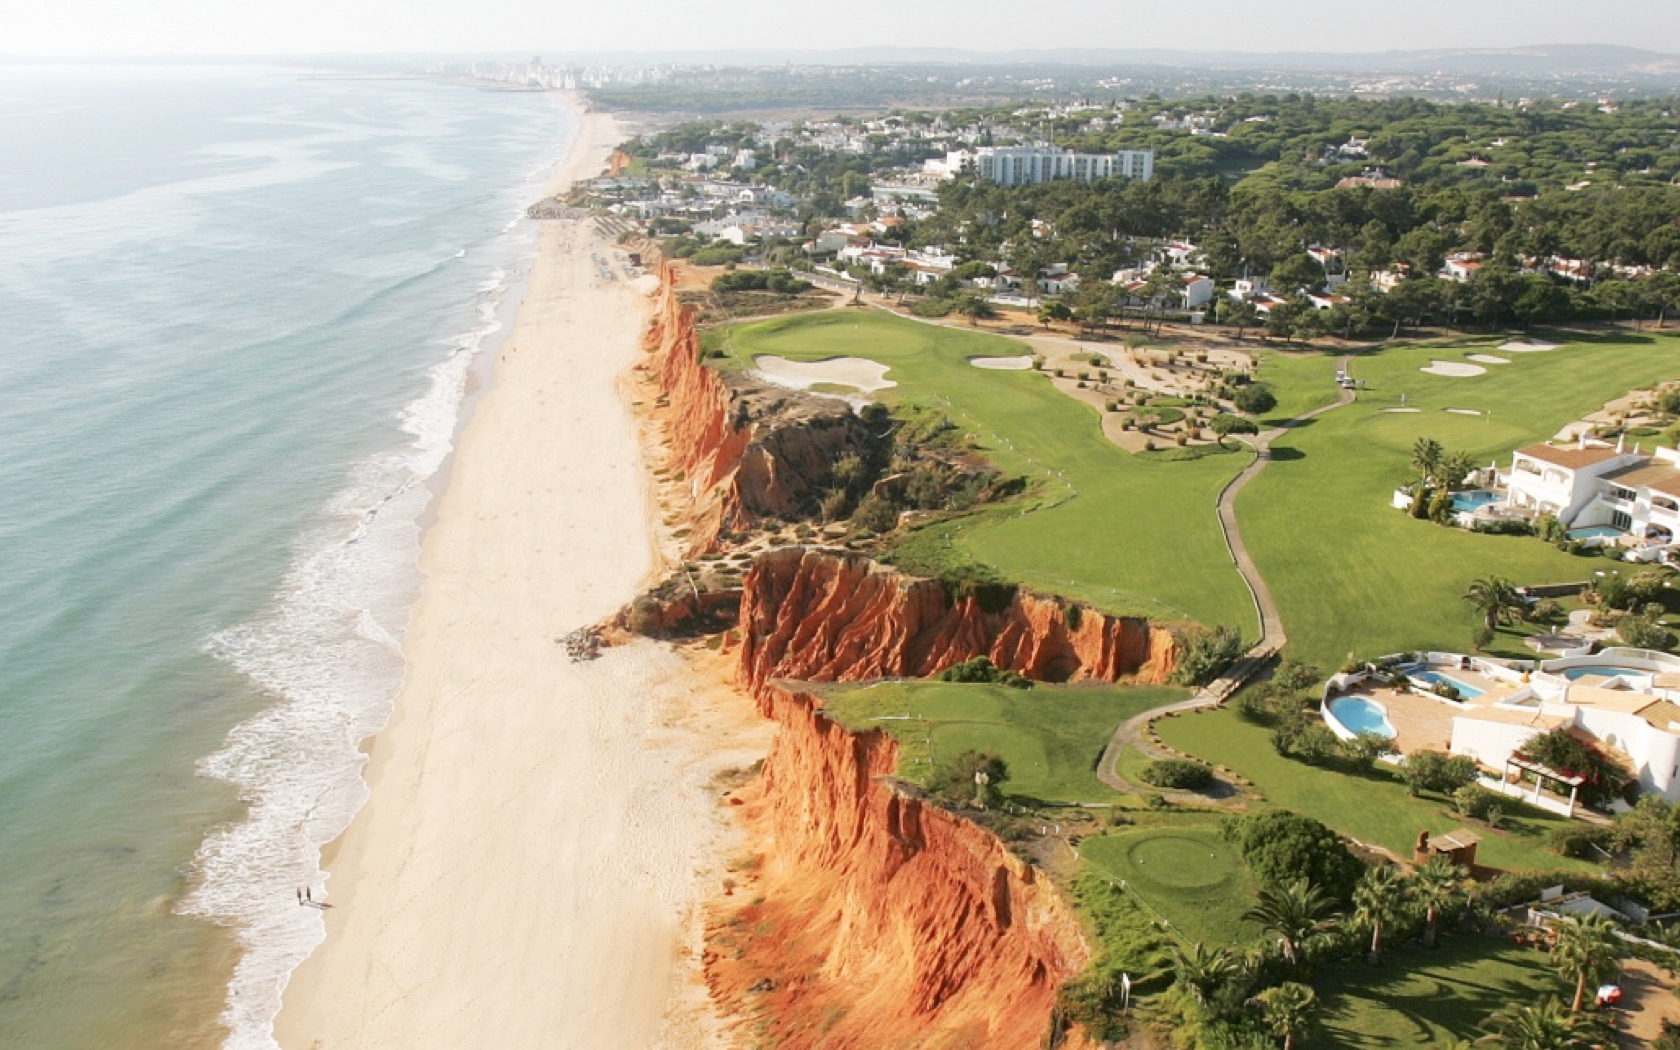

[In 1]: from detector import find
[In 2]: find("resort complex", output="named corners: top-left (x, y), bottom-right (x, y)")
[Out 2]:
top-left (1328, 648), bottom-right (1680, 812)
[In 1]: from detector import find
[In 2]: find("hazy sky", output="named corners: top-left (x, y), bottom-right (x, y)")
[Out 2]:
top-left (7, 0), bottom-right (1679, 57)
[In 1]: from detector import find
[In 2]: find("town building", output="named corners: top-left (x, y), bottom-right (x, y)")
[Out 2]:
top-left (971, 146), bottom-right (1153, 186)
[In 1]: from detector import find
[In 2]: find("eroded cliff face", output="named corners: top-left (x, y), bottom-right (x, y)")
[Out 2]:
top-left (642, 265), bottom-right (868, 552)
top-left (739, 546), bottom-right (1178, 689)
top-left (706, 683), bottom-right (1089, 1049)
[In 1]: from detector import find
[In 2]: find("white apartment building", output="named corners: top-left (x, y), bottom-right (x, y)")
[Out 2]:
top-left (971, 146), bottom-right (1154, 186)
top-left (1503, 437), bottom-right (1679, 547)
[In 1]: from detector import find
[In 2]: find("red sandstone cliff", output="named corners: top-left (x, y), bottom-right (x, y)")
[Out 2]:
top-left (707, 682), bottom-right (1089, 1049)
top-left (642, 265), bottom-right (868, 552)
top-left (739, 546), bottom-right (1177, 689)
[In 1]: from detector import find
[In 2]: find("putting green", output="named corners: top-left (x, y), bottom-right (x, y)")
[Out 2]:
top-left (1081, 825), bottom-right (1260, 945)
top-left (1123, 834), bottom-right (1237, 891)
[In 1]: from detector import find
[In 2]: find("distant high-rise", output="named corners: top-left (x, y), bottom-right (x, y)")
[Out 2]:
top-left (971, 146), bottom-right (1154, 186)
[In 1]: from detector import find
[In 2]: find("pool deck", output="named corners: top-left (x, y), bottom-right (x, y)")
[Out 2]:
top-left (1332, 679), bottom-right (1566, 757)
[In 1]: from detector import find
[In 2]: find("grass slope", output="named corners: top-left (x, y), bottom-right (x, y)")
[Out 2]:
top-left (1316, 937), bottom-right (1558, 1048)
top-left (1236, 332), bottom-right (1680, 670)
top-left (1153, 708), bottom-right (1592, 873)
top-left (818, 679), bottom-right (1186, 804)
top-left (719, 310), bottom-right (1256, 631)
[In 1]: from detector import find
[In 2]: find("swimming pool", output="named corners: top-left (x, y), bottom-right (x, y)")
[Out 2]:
top-left (1450, 490), bottom-right (1501, 513)
top-left (1406, 668), bottom-right (1485, 699)
top-left (1560, 666), bottom-right (1645, 681)
top-left (1569, 525), bottom-right (1625, 541)
top-left (1327, 698), bottom-right (1397, 739)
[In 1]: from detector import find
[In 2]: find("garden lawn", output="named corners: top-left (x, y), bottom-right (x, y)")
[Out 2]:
top-left (1235, 332), bottom-right (1680, 670)
top-left (1080, 822), bottom-right (1262, 947)
top-left (719, 310), bottom-right (1256, 631)
top-left (1153, 708), bottom-right (1594, 873)
top-left (818, 679), bottom-right (1187, 804)
top-left (1316, 936), bottom-right (1558, 1049)
top-left (1255, 349), bottom-right (1342, 426)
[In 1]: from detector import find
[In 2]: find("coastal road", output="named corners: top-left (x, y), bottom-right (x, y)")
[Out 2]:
top-left (1096, 354), bottom-right (1358, 793)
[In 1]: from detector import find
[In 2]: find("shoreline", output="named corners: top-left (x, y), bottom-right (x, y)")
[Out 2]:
top-left (274, 97), bottom-right (766, 1049)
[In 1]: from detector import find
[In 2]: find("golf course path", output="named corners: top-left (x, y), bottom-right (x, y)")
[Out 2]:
top-left (1096, 355), bottom-right (1358, 793)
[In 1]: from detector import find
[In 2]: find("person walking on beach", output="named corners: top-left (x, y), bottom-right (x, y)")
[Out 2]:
top-left (296, 887), bottom-right (303, 905)
top-left (305, 887), bottom-right (312, 904)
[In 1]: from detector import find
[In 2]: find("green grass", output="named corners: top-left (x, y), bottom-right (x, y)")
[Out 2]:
top-left (1255, 349), bottom-right (1342, 426)
top-left (718, 310), bottom-right (1256, 630)
top-left (1153, 708), bottom-right (1593, 874)
top-left (1236, 332), bottom-right (1680, 670)
top-left (1316, 936), bottom-right (1558, 1048)
top-left (818, 678), bottom-right (1187, 804)
top-left (1080, 822), bottom-right (1262, 947)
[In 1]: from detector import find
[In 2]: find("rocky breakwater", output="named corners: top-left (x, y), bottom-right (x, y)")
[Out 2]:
top-left (739, 546), bottom-right (1178, 689)
top-left (706, 681), bottom-right (1089, 1049)
top-left (642, 264), bottom-right (870, 553)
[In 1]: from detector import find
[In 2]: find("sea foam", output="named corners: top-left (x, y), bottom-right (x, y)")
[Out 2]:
top-left (181, 241), bottom-right (525, 1050)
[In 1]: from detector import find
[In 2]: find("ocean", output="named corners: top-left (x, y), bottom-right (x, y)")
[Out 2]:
top-left (0, 64), bottom-right (574, 1049)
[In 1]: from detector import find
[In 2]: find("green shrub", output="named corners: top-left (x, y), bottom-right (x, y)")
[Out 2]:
top-left (1221, 810), bottom-right (1363, 901)
top-left (935, 655), bottom-right (1033, 689)
top-left (911, 297), bottom-right (953, 318)
top-left (1171, 624), bottom-right (1245, 686)
top-left (1547, 823), bottom-right (1614, 859)
top-left (1140, 758), bottom-right (1215, 790)
top-left (1402, 750), bottom-right (1480, 797)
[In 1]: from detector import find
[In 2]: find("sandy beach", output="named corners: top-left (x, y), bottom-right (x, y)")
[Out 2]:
top-left (274, 100), bottom-right (767, 1050)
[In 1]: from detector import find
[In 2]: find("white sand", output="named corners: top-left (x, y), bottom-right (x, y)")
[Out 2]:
top-left (1467, 354), bottom-right (1510, 364)
top-left (275, 102), bottom-right (767, 1050)
top-left (1421, 359), bottom-right (1487, 377)
top-left (1445, 408), bottom-right (1483, 416)
top-left (752, 354), bottom-right (895, 393)
top-left (969, 355), bottom-right (1035, 370)
top-left (1501, 339), bottom-right (1560, 352)
top-left (1383, 407), bottom-right (1422, 413)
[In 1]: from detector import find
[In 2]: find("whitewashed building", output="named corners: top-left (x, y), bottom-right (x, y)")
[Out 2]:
top-left (972, 146), bottom-right (1154, 186)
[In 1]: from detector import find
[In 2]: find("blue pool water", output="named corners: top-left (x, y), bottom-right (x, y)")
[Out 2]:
top-left (1408, 668), bottom-right (1485, 698)
top-left (1561, 666), bottom-right (1645, 681)
top-left (1450, 490), bottom-right (1500, 513)
top-left (1328, 698), bottom-right (1397, 739)
top-left (1569, 525), bottom-right (1625, 540)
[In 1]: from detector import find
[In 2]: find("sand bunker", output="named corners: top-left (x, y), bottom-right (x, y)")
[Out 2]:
top-left (1467, 354), bottom-right (1510, 365)
top-left (968, 355), bottom-right (1035, 371)
top-left (1500, 339), bottom-right (1559, 352)
top-left (753, 355), bottom-right (895, 394)
top-left (1383, 407), bottom-right (1421, 413)
top-left (1445, 408), bottom-right (1483, 416)
top-left (1421, 360), bottom-right (1487, 377)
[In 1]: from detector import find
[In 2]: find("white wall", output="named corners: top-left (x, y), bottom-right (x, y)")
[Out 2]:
top-left (1450, 716), bottom-right (1543, 770)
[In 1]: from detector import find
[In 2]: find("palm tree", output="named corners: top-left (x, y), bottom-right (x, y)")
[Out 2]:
top-left (1352, 864), bottom-right (1408, 964)
top-left (1462, 575), bottom-right (1524, 631)
top-left (1171, 941), bottom-right (1238, 1011)
top-left (1549, 913), bottom-right (1622, 1012)
top-left (1255, 981), bottom-right (1317, 1050)
top-left (1242, 878), bottom-right (1342, 966)
top-left (1413, 436), bottom-right (1444, 479)
top-left (1411, 855), bottom-right (1464, 948)
top-left (1476, 998), bottom-right (1589, 1049)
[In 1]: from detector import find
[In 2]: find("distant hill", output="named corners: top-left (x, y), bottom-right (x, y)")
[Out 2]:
top-left (548, 43), bottom-right (1680, 76)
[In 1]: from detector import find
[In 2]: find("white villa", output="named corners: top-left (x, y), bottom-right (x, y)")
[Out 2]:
top-left (1326, 649), bottom-right (1680, 815)
top-left (1503, 436), bottom-right (1680, 551)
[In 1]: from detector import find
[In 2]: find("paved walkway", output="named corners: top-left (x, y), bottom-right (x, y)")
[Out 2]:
top-left (1096, 355), bottom-right (1358, 793)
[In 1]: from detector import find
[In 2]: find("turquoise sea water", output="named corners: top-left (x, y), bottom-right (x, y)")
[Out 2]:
top-left (0, 65), bottom-right (573, 1049)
